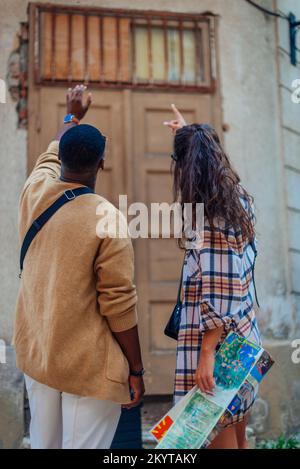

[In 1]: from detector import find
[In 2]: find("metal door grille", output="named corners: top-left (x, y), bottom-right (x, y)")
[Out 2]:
top-left (30, 3), bottom-right (217, 92)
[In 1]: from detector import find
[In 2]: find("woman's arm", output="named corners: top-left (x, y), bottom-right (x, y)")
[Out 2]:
top-left (195, 327), bottom-right (224, 395)
top-left (163, 104), bottom-right (187, 134)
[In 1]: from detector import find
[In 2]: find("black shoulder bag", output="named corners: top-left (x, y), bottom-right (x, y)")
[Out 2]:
top-left (164, 263), bottom-right (184, 341)
top-left (19, 187), bottom-right (94, 277)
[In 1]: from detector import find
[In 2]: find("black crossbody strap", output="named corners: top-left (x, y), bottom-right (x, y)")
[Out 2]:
top-left (176, 258), bottom-right (185, 304)
top-left (250, 240), bottom-right (260, 308)
top-left (19, 187), bottom-right (94, 276)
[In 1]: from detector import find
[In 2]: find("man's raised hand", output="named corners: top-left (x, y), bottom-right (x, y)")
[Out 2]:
top-left (66, 84), bottom-right (92, 121)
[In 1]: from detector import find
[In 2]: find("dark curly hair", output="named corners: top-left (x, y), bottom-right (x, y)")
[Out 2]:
top-left (59, 124), bottom-right (106, 171)
top-left (172, 123), bottom-right (255, 241)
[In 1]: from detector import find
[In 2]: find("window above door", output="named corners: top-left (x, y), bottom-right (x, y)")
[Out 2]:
top-left (31, 4), bottom-right (217, 92)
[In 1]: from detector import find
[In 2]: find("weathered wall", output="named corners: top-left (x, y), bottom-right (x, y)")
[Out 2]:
top-left (276, 0), bottom-right (300, 334)
top-left (256, 0), bottom-right (300, 439)
top-left (0, 0), bottom-right (27, 344)
top-left (0, 0), bottom-right (299, 446)
top-left (0, 346), bottom-right (24, 448)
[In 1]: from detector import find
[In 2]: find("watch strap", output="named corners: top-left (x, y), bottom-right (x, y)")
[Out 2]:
top-left (130, 368), bottom-right (145, 377)
top-left (64, 114), bottom-right (80, 125)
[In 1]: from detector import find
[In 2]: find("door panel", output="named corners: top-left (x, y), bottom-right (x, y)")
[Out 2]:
top-left (28, 88), bottom-right (125, 206)
top-left (131, 92), bottom-right (215, 393)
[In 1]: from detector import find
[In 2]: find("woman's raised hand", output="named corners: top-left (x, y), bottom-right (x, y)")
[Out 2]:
top-left (163, 104), bottom-right (187, 134)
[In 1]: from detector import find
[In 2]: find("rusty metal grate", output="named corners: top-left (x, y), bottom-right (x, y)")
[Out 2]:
top-left (30, 3), bottom-right (217, 92)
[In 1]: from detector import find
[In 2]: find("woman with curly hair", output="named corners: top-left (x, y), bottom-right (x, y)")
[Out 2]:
top-left (164, 105), bottom-right (261, 449)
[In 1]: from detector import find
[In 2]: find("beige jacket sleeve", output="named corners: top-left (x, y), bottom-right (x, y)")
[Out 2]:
top-left (30, 141), bottom-right (61, 179)
top-left (23, 140), bottom-right (60, 192)
top-left (19, 141), bottom-right (61, 208)
top-left (94, 231), bottom-right (138, 333)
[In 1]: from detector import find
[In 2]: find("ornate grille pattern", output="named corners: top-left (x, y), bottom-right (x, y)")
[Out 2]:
top-left (32, 4), bottom-right (217, 92)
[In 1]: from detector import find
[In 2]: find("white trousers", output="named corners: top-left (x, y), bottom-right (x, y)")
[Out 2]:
top-left (24, 374), bottom-right (121, 449)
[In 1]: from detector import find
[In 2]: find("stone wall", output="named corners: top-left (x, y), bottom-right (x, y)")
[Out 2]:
top-left (275, 0), bottom-right (300, 334)
top-left (0, 346), bottom-right (24, 449)
top-left (250, 0), bottom-right (300, 440)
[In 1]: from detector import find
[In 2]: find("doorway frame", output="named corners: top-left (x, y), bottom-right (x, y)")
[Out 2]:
top-left (27, 2), bottom-right (224, 395)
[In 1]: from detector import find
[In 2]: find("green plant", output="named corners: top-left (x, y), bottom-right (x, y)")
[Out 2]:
top-left (256, 435), bottom-right (299, 449)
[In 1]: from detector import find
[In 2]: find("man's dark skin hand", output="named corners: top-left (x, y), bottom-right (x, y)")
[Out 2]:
top-left (113, 325), bottom-right (145, 409)
top-left (56, 85), bottom-right (101, 191)
top-left (56, 84), bottom-right (92, 141)
top-left (56, 85), bottom-right (145, 409)
top-left (67, 84), bottom-right (92, 120)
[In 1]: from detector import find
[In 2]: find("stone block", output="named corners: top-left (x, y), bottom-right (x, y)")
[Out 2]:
top-left (0, 345), bottom-right (24, 449)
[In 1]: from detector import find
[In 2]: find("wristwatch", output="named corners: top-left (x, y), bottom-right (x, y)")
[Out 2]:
top-left (130, 368), bottom-right (145, 377)
top-left (64, 113), bottom-right (80, 125)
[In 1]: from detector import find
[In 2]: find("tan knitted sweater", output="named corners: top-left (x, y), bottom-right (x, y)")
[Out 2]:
top-left (13, 141), bottom-right (137, 404)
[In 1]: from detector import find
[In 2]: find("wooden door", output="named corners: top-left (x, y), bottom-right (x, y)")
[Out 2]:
top-left (131, 92), bottom-right (219, 393)
top-left (28, 88), bottom-right (220, 395)
top-left (28, 87), bottom-right (126, 206)
top-left (27, 3), bottom-right (222, 396)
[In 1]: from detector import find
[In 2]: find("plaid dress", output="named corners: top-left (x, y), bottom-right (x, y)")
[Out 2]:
top-left (174, 202), bottom-right (261, 433)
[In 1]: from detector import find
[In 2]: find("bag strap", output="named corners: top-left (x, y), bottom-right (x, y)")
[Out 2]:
top-left (176, 258), bottom-right (185, 304)
top-left (19, 187), bottom-right (94, 276)
top-left (250, 240), bottom-right (260, 308)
